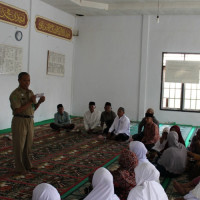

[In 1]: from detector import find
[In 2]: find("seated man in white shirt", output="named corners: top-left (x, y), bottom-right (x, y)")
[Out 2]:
top-left (84, 101), bottom-right (101, 134)
top-left (107, 107), bottom-right (130, 141)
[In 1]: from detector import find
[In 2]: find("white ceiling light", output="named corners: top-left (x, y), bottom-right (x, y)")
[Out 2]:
top-left (157, 0), bottom-right (160, 23)
top-left (70, 0), bottom-right (108, 10)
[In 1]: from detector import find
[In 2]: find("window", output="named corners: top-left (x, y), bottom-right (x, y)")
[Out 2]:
top-left (160, 52), bottom-right (200, 112)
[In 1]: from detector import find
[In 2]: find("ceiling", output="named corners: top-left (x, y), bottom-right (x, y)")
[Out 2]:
top-left (41, 0), bottom-right (200, 16)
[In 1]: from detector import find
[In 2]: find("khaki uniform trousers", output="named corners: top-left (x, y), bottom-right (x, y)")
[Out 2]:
top-left (11, 116), bottom-right (34, 172)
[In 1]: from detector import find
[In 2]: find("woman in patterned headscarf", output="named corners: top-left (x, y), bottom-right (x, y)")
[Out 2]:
top-left (111, 149), bottom-right (138, 200)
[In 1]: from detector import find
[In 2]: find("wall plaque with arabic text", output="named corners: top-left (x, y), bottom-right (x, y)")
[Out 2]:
top-left (0, 2), bottom-right (28, 27)
top-left (35, 16), bottom-right (72, 41)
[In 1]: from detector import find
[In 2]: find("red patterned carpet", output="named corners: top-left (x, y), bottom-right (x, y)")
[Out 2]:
top-left (0, 117), bottom-right (126, 199)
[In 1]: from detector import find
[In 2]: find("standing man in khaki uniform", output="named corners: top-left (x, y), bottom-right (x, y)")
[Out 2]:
top-left (9, 72), bottom-right (45, 174)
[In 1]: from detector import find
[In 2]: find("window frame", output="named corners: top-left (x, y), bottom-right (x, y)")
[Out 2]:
top-left (160, 52), bottom-right (200, 113)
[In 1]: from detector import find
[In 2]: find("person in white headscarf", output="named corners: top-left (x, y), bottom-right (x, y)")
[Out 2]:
top-left (147, 127), bottom-right (169, 163)
top-left (157, 131), bottom-right (187, 177)
top-left (84, 167), bottom-right (119, 200)
top-left (129, 141), bottom-right (149, 164)
top-left (129, 141), bottom-right (160, 183)
top-left (32, 183), bottom-right (61, 200)
top-left (127, 162), bottom-right (168, 200)
top-left (175, 182), bottom-right (200, 200)
top-left (152, 127), bottom-right (169, 152)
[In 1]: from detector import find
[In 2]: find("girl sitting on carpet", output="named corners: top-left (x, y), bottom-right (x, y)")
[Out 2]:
top-left (157, 131), bottom-right (187, 177)
top-left (127, 162), bottom-right (168, 200)
top-left (84, 167), bottom-right (119, 200)
top-left (111, 149), bottom-right (138, 200)
top-left (32, 183), bottom-right (61, 200)
top-left (175, 181), bottom-right (200, 200)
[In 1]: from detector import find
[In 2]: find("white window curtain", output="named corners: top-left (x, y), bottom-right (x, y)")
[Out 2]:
top-left (165, 60), bottom-right (200, 83)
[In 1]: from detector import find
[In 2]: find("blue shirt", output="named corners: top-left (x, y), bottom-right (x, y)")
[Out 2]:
top-left (54, 111), bottom-right (71, 127)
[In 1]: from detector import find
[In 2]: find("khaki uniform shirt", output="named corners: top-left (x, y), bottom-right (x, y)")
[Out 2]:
top-left (9, 87), bottom-right (36, 116)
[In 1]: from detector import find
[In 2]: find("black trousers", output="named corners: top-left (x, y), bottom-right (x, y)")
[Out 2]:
top-left (132, 132), bottom-right (144, 141)
top-left (156, 163), bottom-right (180, 178)
top-left (50, 123), bottom-right (75, 130)
top-left (115, 133), bottom-right (129, 141)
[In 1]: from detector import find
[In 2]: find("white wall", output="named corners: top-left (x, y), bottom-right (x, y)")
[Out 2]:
top-left (0, 0), bottom-right (30, 130)
top-left (0, 0), bottom-right (76, 129)
top-left (72, 15), bottom-right (200, 126)
top-left (2, 4), bottom-right (200, 129)
top-left (72, 16), bottom-right (142, 120)
top-left (146, 15), bottom-right (200, 125)
top-left (29, 0), bottom-right (76, 122)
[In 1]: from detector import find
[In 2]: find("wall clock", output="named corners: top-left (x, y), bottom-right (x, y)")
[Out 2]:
top-left (15, 31), bottom-right (23, 41)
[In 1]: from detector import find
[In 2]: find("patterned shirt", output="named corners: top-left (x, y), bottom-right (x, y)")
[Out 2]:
top-left (142, 122), bottom-right (160, 144)
top-left (138, 116), bottom-right (159, 134)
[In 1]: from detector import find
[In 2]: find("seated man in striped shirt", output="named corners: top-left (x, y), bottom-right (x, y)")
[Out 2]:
top-left (50, 104), bottom-right (74, 131)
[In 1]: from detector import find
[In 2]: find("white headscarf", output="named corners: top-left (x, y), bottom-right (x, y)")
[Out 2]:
top-left (152, 127), bottom-right (169, 152)
top-left (158, 131), bottom-right (187, 174)
top-left (84, 167), bottom-right (119, 200)
top-left (129, 141), bottom-right (148, 163)
top-left (128, 163), bottom-right (168, 200)
top-left (162, 127), bottom-right (170, 134)
top-left (32, 183), bottom-right (61, 200)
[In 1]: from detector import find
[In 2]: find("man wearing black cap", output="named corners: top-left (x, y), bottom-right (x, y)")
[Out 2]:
top-left (100, 102), bottom-right (116, 134)
top-left (141, 112), bottom-right (160, 150)
top-left (84, 101), bottom-right (101, 133)
top-left (132, 108), bottom-right (159, 141)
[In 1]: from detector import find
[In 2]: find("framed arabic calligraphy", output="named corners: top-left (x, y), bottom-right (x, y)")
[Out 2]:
top-left (47, 51), bottom-right (65, 76)
top-left (35, 16), bottom-right (72, 41)
top-left (0, 44), bottom-right (23, 75)
top-left (0, 2), bottom-right (28, 28)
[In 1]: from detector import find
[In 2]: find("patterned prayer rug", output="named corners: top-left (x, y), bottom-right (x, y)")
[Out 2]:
top-left (0, 117), bottom-right (128, 200)
top-left (0, 117), bottom-right (196, 200)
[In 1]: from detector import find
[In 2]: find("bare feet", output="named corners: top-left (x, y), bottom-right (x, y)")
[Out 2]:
top-left (173, 180), bottom-right (186, 195)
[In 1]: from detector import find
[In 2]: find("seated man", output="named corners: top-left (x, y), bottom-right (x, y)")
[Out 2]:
top-left (141, 113), bottom-right (160, 151)
top-left (133, 108), bottom-right (159, 141)
top-left (107, 107), bottom-right (130, 141)
top-left (50, 104), bottom-right (75, 131)
top-left (100, 102), bottom-right (116, 133)
top-left (84, 101), bottom-right (101, 133)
